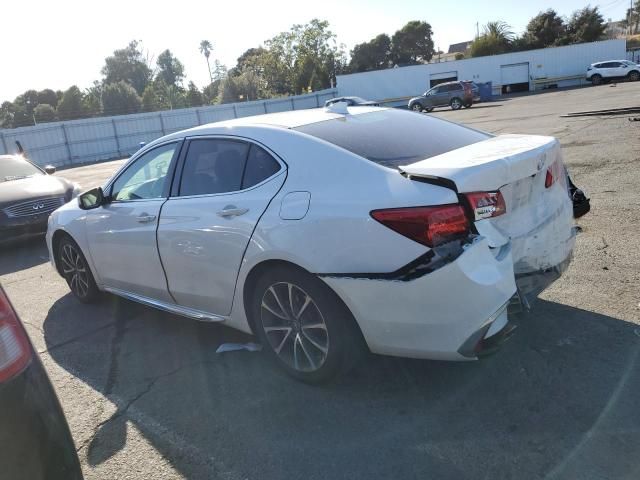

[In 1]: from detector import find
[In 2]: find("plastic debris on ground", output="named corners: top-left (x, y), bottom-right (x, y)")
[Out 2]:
top-left (215, 342), bottom-right (263, 353)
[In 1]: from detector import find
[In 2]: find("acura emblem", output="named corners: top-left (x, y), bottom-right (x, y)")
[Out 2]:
top-left (32, 203), bottom-right (45, 210)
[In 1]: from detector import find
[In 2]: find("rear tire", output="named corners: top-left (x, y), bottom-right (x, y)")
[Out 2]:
top-left (450, 97), bottom-right (463, 110)
top-left (591, 74), bottom-right (602, 86)
top-left (411, 103), bottom-right (423, 112)
top-left (57, 236), bottom-right (100, 304)
top-left (628, 71), bottom-right (640, 82)
top-left (250, 265), bottom-right (364, 383)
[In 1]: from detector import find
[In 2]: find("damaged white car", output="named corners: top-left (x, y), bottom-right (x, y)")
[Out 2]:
top-left (46, 105), bottom-right (588, 382)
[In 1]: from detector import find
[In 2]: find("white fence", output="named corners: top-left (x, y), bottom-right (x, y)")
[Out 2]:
top-left (0, 89), bottom-right (338, 168)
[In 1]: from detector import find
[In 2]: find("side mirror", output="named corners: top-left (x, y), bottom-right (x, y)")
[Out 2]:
top-left (622, 64), bottom-right (628, 68)
top-left (44, 165), bottom-right (56, 174)
top-left (78, 187), bottom-right (105, 210)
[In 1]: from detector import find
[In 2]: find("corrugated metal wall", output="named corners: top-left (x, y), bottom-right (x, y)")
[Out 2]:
top-left (337, 39), bottom-right (627, 105)
top-left (0, 89), bottom-right (338, 167)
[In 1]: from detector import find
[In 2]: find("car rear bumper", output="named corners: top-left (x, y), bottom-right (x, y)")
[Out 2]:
top-left (322, 237), bottom-right (517, 360)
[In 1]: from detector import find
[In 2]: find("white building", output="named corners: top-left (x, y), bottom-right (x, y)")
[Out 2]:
top-left (336, 39), bottom-right (626, 105)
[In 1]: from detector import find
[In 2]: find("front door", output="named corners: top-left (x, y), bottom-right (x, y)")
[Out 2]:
top-left (157, 137), bottom-right (286, 315)
top-left (85, 141), bottom-right (181, 302)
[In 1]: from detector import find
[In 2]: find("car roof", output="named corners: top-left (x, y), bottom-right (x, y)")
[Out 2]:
top-left (160, 105), bottom-right (385, 138)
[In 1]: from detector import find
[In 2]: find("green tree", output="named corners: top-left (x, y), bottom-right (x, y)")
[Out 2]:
top-left (217, 75), bottom-right (241, 104)
top-left (236, 47), bottom-right (268, 74)
top-left (565, 6), bottom-right (606, 43)
top-left (37, 89), bottom-right (58, 108)
top-left (186, 81), bottom-right (204, 107)
top-left (202, 80), bottom-right (222, 105)
top-left (14, 90), bottom-right (39, 117)
top-left (156, 49), bottom-right (185, 87)
top-left (141, 84), bottom-right (161, 111)
top-left (34, 104), bottom-right (56, 123)
top-left (390, 21), bottom-right (435, 65)
top-left (199, 40), bottom-right (213, 83)
top-left (349, 34), bottom-right (392, 72)
top-left (263, 19), bottom-right (344, 95)
top-left (102, 81), bottom-right (142, 116)
top-left (154, 79), bottom-right (186, 110)
top-left (523, 9), bottom-right (566, 49)
top-left (470, 21), bottom-right (514, 57)
top-left (83, 81), bottom-right (103, 116)
top-left (57, 86), bottom-right (86, 120)
top-left (102, 40), bottom-right (152, 95)
top-left (454, 52), bottom-right (465, 60)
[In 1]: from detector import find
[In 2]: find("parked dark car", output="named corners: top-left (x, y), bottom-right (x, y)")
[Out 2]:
top-left (0, 155), bottom-right (79, 245)
top-left (325, 96), bottom-right (380, 107)
top-left (0, 285), bottom-right (83, 479)
top-left (408, 81), bottom-right (479, 112)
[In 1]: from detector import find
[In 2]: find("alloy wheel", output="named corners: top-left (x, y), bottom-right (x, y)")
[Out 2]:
top-left (260, 282), bottom-right (329, 373)
top-left (60, 243), bottom-right (90, 298)
top-left (451, 98), bottom-right (462, 110)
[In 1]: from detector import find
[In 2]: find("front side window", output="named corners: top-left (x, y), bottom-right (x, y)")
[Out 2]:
top-left (111, 143), bottom-right (177, 201)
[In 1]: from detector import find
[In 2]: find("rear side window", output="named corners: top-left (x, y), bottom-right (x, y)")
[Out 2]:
top-left (295, 109), bottom-right (489, 169)
top-left (179, 139), bottom-right (249, 196)
top-left (242, 145), bottom-right (281, 189)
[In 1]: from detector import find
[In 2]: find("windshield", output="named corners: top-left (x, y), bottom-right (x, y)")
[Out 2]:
top-left (0, 156), bottom-right (43, 182)
top-left (295, 109), bottom-right (489, 169)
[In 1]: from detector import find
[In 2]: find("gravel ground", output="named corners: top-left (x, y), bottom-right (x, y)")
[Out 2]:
top-left (1, 83), bottom-right (639, 480)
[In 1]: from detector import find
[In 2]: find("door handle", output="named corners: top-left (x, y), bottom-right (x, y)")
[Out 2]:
top-left (216, 205), bottom-right (249, 218)
top-left (137, 213), bottom-right (157, 223)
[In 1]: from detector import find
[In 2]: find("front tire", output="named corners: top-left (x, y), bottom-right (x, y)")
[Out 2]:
top-left (411, 103), bottom-right (423, 112)
top-left (628, 71), bottom-right (640, 82)
top-left (591, 74), bottom-right (602, 86)
top-left (251, 266), bottom-right (363, 383)
top-left (58, 236), bottom-right (99, 303)
top-left (450, 97), bottom-right (463, 110)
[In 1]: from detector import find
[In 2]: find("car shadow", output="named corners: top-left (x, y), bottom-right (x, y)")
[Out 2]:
top-left (43, 296), bottom-right (640, 479)
top-left (0, 237), bottom-right (50, 276)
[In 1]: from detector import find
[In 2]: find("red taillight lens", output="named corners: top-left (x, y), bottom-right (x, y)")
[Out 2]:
top-left (371, 204), bottom-right (470, 247)
top-left (0, 287), bottom-right (31, 383)
top-left (464, 191), bottom-right (506, 220)
top-left (545, 159), bottom-right (566, 189)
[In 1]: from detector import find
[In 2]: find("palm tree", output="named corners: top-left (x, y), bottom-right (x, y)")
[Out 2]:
top-left (484, 21), bottom-right (515, 43)
top-left (199, 40), bottom-right (214, 84)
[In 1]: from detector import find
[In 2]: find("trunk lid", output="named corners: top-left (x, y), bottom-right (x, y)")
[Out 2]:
top-left (400, 134), bottom-right (576, 277)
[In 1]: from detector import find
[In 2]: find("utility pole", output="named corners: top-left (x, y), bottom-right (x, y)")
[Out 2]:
top-left (476, 21), bottom-right (480, 39)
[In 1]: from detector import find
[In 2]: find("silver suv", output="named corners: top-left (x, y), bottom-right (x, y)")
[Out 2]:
top-left (408, 81), bottom-right (479, 112)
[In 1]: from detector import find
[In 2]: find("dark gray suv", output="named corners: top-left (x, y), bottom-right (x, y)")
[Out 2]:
top-left (408, 81), bottom-right (479, 112)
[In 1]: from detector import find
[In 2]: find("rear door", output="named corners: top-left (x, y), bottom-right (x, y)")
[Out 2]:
top-left (599, 62), bottom-right (618, 78)
top-left (157, 137), bottom-right (286, 316)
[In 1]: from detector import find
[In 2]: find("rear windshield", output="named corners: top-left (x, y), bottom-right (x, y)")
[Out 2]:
top-left (295, 109), bottom-right (489, 169)
top-left (0, 156), bottom-right (43, 182)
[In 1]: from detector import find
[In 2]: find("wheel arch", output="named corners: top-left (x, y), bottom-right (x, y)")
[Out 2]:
top-left (51, 229), bottom-right (73, 277)
top-left (240, 259), bottom-right (367, 348)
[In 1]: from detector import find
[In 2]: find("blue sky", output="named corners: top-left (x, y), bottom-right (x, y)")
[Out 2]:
top-left (1, 0), bottom-right (630, 101)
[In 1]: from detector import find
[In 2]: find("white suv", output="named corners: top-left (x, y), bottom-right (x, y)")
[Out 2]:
top-left (586, 60), bottom-right (640, 85)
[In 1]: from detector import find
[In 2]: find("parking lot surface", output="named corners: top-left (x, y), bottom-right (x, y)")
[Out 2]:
top-left (2, 83), bottom-right (640, 479)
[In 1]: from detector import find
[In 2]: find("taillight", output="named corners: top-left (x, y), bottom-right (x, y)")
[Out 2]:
top-left (0, 287), bottom-right (31, 383)
top-left (371, 204), bottom-right (470, 247)
top-left (545, 159), bottom-right (566, 189)
top-left (464, 191), bottom-right (506, 220)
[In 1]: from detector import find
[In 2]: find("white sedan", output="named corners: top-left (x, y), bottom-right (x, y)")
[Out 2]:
top-left (46, 105), bottom-right (578, 382)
